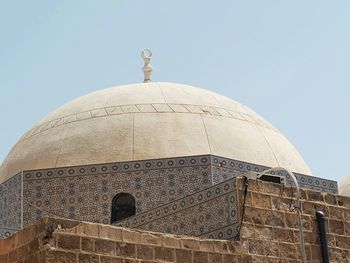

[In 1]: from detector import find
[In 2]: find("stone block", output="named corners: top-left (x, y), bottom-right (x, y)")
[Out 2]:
top-left (78, 252), bottom-right (99, 263)
top-left (140, 233), bottom-right (161, 246)
top-left (0, 254), bottom-right (8, 262)
top-left (95, 239), bottom-right (115, 256)
top-left (181, 238), bottom-right (200, 250)
top-left (17, 224), bottom-right (38, 247)
top-left (76, 223), bottom-right (99, 238)
top-left (226, 241), bottom-right (242, 254)
top-left (81, 237), bottom-right (94, 252)
top-left (57, 234), bottom-right (80, 250)
top-left (162, 235), bottom-right (181, 248)
top-left (251, 192), bottom-right (271, 209)
top-left (270, 196), bottom-right (294, 211)
top-left (254, 225), bottom-right (273, 240)
top-left (344, 221), bottom-right (350, 236)
top-left (278, 243), bottom-right (297, 259)
top-left (16, 244), bottom-right (28, 261)
top-left (264, 242), bottom-right (279, 257)
top-left (248, 239), bottom-right (265, 255)
top-left (193, 251), bottom-right (208, 263)
top-left (99, 225), bottom-right (122, 241)
top-left (0, 233), bottom-right (17, 253)
top-left (306, 190), bottom-right (324, 202)
top-left (243, 207), bottom-right (263, 225)
top-left (328, 247), bottom-right (349, 263)
top-left (123, 259), bottom-right (141, 263)
top-left (273, 228), bottom-right (294, 242)
top-left (328, 205), bottom-right (343, 220)
top-left (100, 256), bottom-right (123, 263)
top-left (240, 225), bottom-right (254, 239)
top-left (324, 194), bottom-right (337, 205)
top-left (258, 180), bottom-right (282, 196)
top-left (28, 238), bottom-right (40, 252)
top-left (175, 249), bottom-right (192, 263)
top-left (208, 253), bottom-right (223, 263)
top-left (327, 234), bottom-right (336, 247)
top-left (45, 249), bottom-right (77, 263)
top-left (122, 229), bottom-right (141, 244)
top-left (264, 210), bottom-right (285, 227)
top-left (337, 195), bottom-right (350, 209)
top-left (154, 247), bottom-right (175, 262)
top-left (136, 244), bottom-right (154, 260)
top-left (223, 254), bottom-right (237, 263)
top-left (212, 241), bottom-right (230, 253)
top-left (343, 207), bottom-right (350, 219)
top-left (8, 250), bottom-right (16, 262)
top-left (285, 212), bottom-right (311, 230)
top-left (199, 240), bottom-right (214, 252)
top-left (335, 236), bottom-right (350, 249)
top-left (238, 190), bottom-right (252, 207)
top-left (236, 255), bottom-right (253, 262)
top-left (116, 242), bottom-right (136, 258)
top-left (328, 219), bottom-right (345, 235)
top-left (293, 230), bottom-right (313, 244)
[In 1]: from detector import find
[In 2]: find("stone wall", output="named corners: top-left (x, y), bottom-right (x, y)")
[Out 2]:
top-left (236, 177), bottom-right (350, 262)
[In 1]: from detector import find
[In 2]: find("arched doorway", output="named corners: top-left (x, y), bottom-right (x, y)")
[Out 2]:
top-left (111, 193), bottom-right (135, 224)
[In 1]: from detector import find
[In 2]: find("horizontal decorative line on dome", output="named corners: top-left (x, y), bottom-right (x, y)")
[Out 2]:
top-left (20, 103), bottom-right (277, 142)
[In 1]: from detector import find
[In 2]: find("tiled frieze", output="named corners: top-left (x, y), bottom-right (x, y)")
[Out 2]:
top-left (22, 155), bottom-right (212, 227)
top-left (0, 173), bottom-right (22, 239)
top-left (211, 155), bottom-right (338, 194)
top-left (0, 154), bottom-right (338, 240)
top-left (115, 179), bottom-right (240, 240)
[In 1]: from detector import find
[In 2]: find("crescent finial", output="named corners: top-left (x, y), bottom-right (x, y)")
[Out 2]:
top-left (141, 49), bottom-right (153, 83)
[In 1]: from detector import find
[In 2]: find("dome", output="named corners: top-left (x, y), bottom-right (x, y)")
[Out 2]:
top-left (339, 175), bottom-right (350, 196)
top-left (0, 82), bottom-right (311, 183)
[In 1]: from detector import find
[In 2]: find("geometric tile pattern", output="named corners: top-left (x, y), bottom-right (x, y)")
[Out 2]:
top-left (114, 178), bottom-right (240, 240)
top-left (211, 155), bottom-right (338, 194)
top-left (0, 172), bottom-right (22, 239)
top-left (22, 155), bottom-right (212, 228)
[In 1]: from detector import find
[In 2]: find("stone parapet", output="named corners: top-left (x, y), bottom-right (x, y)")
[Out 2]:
top-left (235, 177), bottom-right (350, 262)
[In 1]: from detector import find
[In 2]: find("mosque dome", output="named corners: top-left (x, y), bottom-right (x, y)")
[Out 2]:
top-left (0, 82), bottom-right (311, 183)
top-left (339, 175), bottom-right (350, 196)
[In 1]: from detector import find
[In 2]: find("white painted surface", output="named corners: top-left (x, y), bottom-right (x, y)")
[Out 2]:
top-left (0, 82), bottom-right (312, 183)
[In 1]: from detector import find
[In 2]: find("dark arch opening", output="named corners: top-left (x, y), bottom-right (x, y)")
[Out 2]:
top-left (111, 193), bottom-right (135, 224)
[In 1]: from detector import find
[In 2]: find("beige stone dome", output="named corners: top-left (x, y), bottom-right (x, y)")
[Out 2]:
top-left (339, 175), bottom-right (350, 196)
top-left (0, 82), bottom-right (311, 183)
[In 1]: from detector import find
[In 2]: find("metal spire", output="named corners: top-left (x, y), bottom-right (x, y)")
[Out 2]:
top-left (141, 49), bottom-right (153, 83)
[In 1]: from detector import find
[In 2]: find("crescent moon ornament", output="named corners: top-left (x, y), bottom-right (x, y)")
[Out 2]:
top-left (141, 49), bottom-right (153, 83)
top-left (141, 49), bottom-right (152, 60)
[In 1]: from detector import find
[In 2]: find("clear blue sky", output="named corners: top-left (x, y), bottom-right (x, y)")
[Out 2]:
top-left (0, 1), bottom-right (349, 182)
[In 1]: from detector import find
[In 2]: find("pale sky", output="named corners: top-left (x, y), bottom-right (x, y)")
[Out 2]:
top-left (0, 1), bottom-right (349, 183)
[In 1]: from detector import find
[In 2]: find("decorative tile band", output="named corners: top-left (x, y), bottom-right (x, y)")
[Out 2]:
top-left (115, 178), bottom-right (239, 240)
top-left (23, 155), bottom-right (212, 181)
top-left (0, 154), bottom-right (338, 240)
top-left (211, 155), bottom-right (338, 194)
top-left (0, 173), bottom-right (22, 239)
top-left (0, 173), bottom-right (22, 194)
top-left (115, 178), bottom-right (237, 229)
